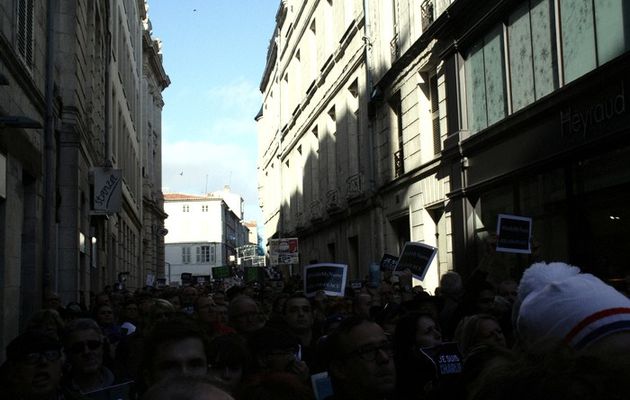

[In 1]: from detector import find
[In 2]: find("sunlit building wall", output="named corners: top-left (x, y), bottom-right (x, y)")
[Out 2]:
top-left (140, 10), bottom-right (170, 284)
top-left (261, 0), bottom-right (630, 290)
top-left (364, 0), bottom-right (455, 290)
top-left (258, 0), bottom-right (379, 280)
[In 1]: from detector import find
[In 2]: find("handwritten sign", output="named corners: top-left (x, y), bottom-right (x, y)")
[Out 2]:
top-left (394, 242), bottom-right (437, 281)
top-left (496, 214), bottom-right (532, 254)
top-left (92, 168), bottom-right (123, 213)
top-left (380, 253), bottom-right (399, 272)
top-left (304, 263), bottom-right (347, 297)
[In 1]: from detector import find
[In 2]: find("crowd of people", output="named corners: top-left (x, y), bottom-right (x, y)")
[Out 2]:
top-left (3, 261), bottom-right (630, 400)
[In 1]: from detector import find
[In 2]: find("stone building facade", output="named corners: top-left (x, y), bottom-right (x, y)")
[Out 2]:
top-left (0, 0), bottom-right (168, 354)
top-left (257, 0), bottom-right (453, 288)
top-left (258, 0), bottom-right (630, 290)
top-left (257, 0), bottom-right (379, 281)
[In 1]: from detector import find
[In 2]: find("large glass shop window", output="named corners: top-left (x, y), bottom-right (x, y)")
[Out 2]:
top-left (465, 26), bottom-right (507, 133)
top-left (466, 0), bottom-right (629, 133)
top-left (593, 0), bottom-right (630, 64)
top-left (508, 0), bottom-right (557, 112)
top-left (560, 0), bottom-right (597, 83)
top-left (561, 0), bottom-right (630, 83)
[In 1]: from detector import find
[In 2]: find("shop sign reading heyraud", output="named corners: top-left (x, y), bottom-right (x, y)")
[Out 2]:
top-left (560, 81), bottom-right (627, 142)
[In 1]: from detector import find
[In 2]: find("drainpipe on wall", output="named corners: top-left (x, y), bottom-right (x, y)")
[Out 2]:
top-left (362, 0), bottom-right (384, 258)
top-left (363, 0), bottom-right (375, 194)
top-left (104, 0), bottom-right (114, 286)
top-left (43, 0), bottom-right (56, 295)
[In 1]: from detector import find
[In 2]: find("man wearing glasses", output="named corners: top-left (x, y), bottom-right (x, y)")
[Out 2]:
top-left (2, 330), bottom-right (67, 400)
top-left (228, 295), bottom-right (265, 334)
top-left (61, 318), bottom-right (125, 395)
top-left (325, 317), bottom-right (397, 400)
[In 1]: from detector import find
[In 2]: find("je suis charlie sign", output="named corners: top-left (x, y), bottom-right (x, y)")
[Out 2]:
top-left (303, 263), bottom-right (347, 297)
top-left (495, 214), bottom-right (532, 254)
top-left (394, 242), bottom-right (438, 281)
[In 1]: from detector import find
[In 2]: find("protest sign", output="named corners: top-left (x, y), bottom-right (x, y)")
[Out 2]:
top-left (304, 263), bottom-right (347, 297)
top-left (380, 253), bottom-right (399, 272)
top-left (350, 280), bottom-right (363, 289)
top-left (311, 372), bottom-right (334, 400)
top-left (394, 242), bottom-right (437, 281)
top-left (244, 266), bottom-right (264, 283)
top-left (368, 262), bottom-right (381, 288)
top-left (145, 273), bottom-right (155, 287)
top-left (212, 266), bottom-right (231, 279)
top-left (420, 342), bottom-right (463, 378)
top-left (495, 214), bottom-right (532, 254)
top-left (269, 238), bottom-right (299, 265)
top-left (180, 273), bottom-right (192, 285)
top-left (193, 275), bottom-right (210, 285)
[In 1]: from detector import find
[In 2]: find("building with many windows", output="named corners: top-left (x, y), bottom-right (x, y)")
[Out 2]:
top-left (0, 0), bottom-right (168, 354)
top-left (163, 192), bottom-right (251, 285)
top-left (258, 0), bottom-right (630, 290)
top-left (257, 0), bottom-right (380, 282)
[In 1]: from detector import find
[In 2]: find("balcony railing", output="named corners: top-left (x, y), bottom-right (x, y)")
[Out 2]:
top-left (394, 150), bottom-right (404, 178)
top-left (421, 0), bottom-right (435, 32)
top-left (390, 33), bottom-right (399, 62)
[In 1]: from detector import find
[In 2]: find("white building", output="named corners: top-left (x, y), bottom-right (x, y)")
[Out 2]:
top-left (210, 185), bottom-right (244, 219)
top-left (163, 192), bottom-right (250, 285)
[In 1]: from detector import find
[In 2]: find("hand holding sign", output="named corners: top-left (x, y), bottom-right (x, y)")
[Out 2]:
top-left (394, 242), bottom-right (437, 281)
top-left (495, 214), bottom-right (532, 254)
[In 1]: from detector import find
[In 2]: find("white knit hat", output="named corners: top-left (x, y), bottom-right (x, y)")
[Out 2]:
top-left (515, 262), bottom-right (630, 350)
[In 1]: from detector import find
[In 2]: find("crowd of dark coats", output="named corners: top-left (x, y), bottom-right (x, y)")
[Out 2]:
top-left (3, 263), bottom-right (630, 400)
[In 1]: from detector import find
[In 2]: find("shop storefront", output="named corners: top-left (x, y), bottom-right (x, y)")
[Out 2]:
top-left (449, 53), bottom-right (630, 288)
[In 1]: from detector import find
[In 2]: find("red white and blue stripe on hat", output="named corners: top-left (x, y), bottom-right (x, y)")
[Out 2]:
top-left (564, 307), bottom-right (630, 350)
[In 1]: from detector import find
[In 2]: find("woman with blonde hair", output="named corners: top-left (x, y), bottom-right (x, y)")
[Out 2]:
top-left (454, 313), bottom-right (507, 357)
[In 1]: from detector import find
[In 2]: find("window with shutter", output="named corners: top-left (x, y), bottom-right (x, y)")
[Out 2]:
top-left (16, 0), bottom-right (34, 67)
top-left (430, 74), bottom-right (441, 155)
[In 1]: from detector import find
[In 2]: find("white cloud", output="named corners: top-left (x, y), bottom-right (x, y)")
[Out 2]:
top-left (162, 140), bottom-right (260, 221)
top-left (161, 79), bottom-right (263, 228)
top-left (206, 79), bottom-right (261, 111)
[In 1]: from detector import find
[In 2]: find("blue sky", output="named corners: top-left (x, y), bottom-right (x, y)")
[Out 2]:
top-left (148, 1), bottom-right (279, 231)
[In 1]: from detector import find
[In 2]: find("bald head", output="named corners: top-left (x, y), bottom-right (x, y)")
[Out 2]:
top-left (228, 295), bottom-right (265, 333)
top-left (142, 375), bottom-right (233, 400)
